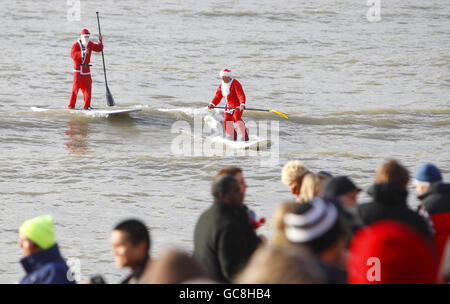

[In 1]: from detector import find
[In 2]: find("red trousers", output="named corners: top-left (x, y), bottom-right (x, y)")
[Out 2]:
top-left (68, 73), bottom-right (92, 109)
top-left (224, 109), bottom-right (249, 141)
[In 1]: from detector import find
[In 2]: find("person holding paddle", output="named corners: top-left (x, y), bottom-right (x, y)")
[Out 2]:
top-left (68, 29), bottom-right (103, 110)
top-left (208, 69), bottom-right (250, 141)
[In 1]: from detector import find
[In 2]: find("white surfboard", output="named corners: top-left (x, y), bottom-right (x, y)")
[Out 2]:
top-left (205, 136), bottom-right (272, 151)
top-left (31, 106), bottom-right (141, 117)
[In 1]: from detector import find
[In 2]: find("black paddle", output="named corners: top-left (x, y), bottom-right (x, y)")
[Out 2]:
top-left (96, 11), bottom-right (115, 107)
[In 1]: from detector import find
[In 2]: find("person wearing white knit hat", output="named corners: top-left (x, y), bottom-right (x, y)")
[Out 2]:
top-left (283, 197), bottom-right (348, 283)
top-left (208, 69), bottom-right (249, 141)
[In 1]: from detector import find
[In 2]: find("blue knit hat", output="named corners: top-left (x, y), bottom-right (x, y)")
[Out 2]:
top-left (414, 163), bottom-right (442, 183)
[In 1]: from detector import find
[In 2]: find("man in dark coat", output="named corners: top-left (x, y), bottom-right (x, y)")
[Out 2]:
top-left (358, 183), bottom-right (433, 240)
top-left (420, 183), bottom-right (450, 214)
top-left (357, 160), bottom-right (433, 241)
top-left (193, 174), bottom-right (261, 283)
top-left (19, 215), bottom-right (75, 284)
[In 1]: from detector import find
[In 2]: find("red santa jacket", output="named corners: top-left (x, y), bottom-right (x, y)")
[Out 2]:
top-left (71, 40), bottom-right (103, 75)
top-left (210, 79), bottom-right (246, 109)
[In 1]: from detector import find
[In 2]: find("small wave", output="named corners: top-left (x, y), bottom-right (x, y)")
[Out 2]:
top-left (148, 94), bottom-right (176, 100)
top-left (314, 151), bottom-right (373, 159)
top-left (289, 107), bottom-right (450, 119)
top-left (302, 10), bottom-right (338, 15)
top-left (137, 155), bottom-right (173, 162)
top-left (30, 106), bottom-right (48, 112)
top-left (286, 115), bottom-right (358, 126)
top-left (286, 114), bottom-right (413, 128)
top-left (155, 107), bottom-right (210, 118)
top-left (335, 107), bottom-right (450, 116)
top-left (16, 191), bottom-right (60, 197)
top-left (130, 192), bottom-right (151, 197)
top-left (432, 120), bottom-right (450, 127)
top-left (195, 11), bottom-right (261, 18)
top-left (403, 5), bottom-right (434, 10)
top-left (158, 8), bottom-right (190, 14)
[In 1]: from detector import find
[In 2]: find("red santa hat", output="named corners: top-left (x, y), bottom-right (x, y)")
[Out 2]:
top-left (81, 29), bottom-right (90, 35)
top-left (347, 220), bottom-right (438, 284)
top-left (219, 69), bottom-right (232, 78)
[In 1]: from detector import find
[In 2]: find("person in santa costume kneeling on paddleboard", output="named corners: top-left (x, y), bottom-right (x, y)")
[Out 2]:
top-left (68, 29), bottom-right (103, 110)
top-left (208, 69), bottom-right (250, 141)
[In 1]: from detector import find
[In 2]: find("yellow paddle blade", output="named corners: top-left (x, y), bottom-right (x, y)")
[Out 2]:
top-left (269, 110), bottom-right (289, 119)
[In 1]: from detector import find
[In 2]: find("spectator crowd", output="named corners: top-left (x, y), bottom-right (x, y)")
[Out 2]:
top-left (15, 160), bottom-right (450, 284)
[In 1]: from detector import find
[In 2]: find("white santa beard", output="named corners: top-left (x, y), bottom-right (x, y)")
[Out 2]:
top-left (221, 79), bottom-right (233, 98)
top-left (81, 37), bottom-right (90, 46)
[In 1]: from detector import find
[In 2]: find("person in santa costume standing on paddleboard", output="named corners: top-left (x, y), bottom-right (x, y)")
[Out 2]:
top-left (208, 69), bottom-right (249, 141)
top-left (68, 29), bottom-right (103, 110)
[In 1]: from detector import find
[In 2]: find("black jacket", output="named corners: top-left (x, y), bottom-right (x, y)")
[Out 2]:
top-left (357, 183), bottom-right (433, 240)
top-left (120, 256), bottom-right (150, 284)
top-left (317, 260), bottom-right (347, 284)
top-left (20, 244), bottom-right (75, 284)
top-left (323, 196), bottom-right (363, 244)
top-left (193, 200), bottom-right (261, 283)
top-left (419, 183), bottom-right (450, 215)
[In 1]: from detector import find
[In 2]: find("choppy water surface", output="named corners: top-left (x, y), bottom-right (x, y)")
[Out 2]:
top-left (0, 1), bottom-right (448, 283)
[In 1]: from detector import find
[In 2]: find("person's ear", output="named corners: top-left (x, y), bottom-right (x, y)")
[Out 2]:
top-left (138, 241), bottom-right (148, 254)
top-left (293, 185), bottom-right (300, 196)
top-left (21, 238), bottom-right (31, 250)
top-left (24, 239), bottom-right (42, 254)
top-left (219, 192), bottom-right (227, 202)
top-left (31, 241), bottom-right (41, 252)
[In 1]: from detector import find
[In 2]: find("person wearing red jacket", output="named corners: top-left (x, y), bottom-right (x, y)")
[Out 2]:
top-left (208, 69), bottom-right (249, 141)
top-left (68, 29), bottom-right (103, 110)
top-left (414, 163), bottom-right (450, 267)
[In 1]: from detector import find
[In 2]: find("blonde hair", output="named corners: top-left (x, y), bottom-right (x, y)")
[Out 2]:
top-left (315, 173), bottom-right (331, 196)
top-left (271, 201), bottom-right (297, 246)
top-left (298, 173), bottom-right (321, 203)
top-left (281, 160), bottom-right (308, 186)
top-left (235, 245), bottom-right (326, 284)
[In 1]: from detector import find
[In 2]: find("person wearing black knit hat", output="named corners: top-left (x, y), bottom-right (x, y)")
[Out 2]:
top-left (323, 176), bottom-right (361, 208)
top-left (322, 176), bottom-right (364, 240)
top-left (283, 197), bottom-right (347, 283)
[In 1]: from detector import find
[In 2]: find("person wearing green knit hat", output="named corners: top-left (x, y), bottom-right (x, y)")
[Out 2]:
top-left (19, 215), bottom-right (75, 284)
top-left (19, 215), bottom-right (55, 251)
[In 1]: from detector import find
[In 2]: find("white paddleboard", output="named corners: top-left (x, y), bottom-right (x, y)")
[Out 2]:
top-left (31, 106), bottom-right (141, 117)
top-left (205, 136), bottom-right (272, 151)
